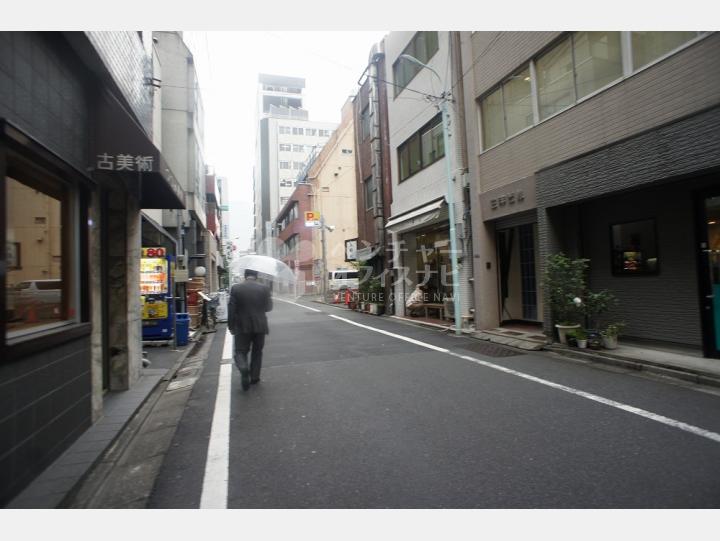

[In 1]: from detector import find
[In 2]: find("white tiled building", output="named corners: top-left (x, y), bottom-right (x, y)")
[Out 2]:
top-left (253, 74), bottom-right (337, 254)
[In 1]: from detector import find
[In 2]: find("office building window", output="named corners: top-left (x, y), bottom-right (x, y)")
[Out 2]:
top-left (292, 144), bottom-right (304, 152)
top-left (611, 219), bottom-right (659, 275)
top-left (537, 37), bottom-right (575, 120)
top-left (573, 31), bottom-right (623, 99)
top-left (364, 176), bottom-right (375, 211)
top-left (341, 149), bottom-right (352, 154)
top-left (292, 127), bottom-right (304, 135)
top-left (305, 128), bottom-right (317, 136)
top-left (279, 126), bottom-right (291, 134)
top-left (631, 32), bottom-right (700, 70)
top-left (319, 129), bottom-right (331, 137)
top-left (397, 114), bottom-right (444, 182)
top-left (279, 143), bottom-right (291, 152)
top-left (292, 161), bottom-right (304, 170)
top-left (279, 161), bottom-right (290, 169)
top-left (503, 68), bottom-right (533, 137)
top-left (480, 87), bottom-right (505, 149)
top-left (361, 106), bottom-right (371, 140)
top-left (393, 31), bottom-right (440, 96)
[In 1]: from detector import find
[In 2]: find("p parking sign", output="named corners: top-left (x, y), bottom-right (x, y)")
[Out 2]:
top-left (304, 211), bottom-right (320, 227)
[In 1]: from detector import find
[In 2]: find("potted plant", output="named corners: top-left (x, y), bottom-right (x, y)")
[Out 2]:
top-left (575, 327), bottom-right (588, 349)
top-left (565, 329), bottom-right (578, 347)
top-left (367, 277), bottom-right (385, 315)
top-left (543, 253), bottom-right (587, 344)
top-left (601, 323), bottom-right (624, 349)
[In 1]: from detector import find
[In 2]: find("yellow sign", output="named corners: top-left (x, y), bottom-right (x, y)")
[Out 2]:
top-left (141, 297), bottom-right (169, 319)
top-left (305, 211), bottom-right (320, 227)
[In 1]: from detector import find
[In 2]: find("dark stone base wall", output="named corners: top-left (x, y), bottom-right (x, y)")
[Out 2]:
top-left (0, 336), bottom-right (92, 506)
top-left (537, 107), bottom-right (720, 345)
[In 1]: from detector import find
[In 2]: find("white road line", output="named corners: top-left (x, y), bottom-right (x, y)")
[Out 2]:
top-left (328, 314), bottom-right (449, 353)
top-left (330, 314), bottom-right (720, 445)
top-left (199, 331), bottom-right (234, 509)
top-left (275, 297), bottom-right (322, 312)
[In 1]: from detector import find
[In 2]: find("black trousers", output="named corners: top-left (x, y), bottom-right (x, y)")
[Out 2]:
top-left (233, 332), bottom-right (266, 381)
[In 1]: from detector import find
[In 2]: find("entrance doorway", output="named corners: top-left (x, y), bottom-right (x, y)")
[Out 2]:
top-left (496, 222), bottom-right (542, 324)
top-left (698, 192), bottom-right (720, 358)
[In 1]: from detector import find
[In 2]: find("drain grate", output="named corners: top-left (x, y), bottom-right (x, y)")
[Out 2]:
top-left (457, 340), bottom-right (522, 358)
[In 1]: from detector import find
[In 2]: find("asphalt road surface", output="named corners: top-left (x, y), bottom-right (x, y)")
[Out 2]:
top-left (148, 298), bottom-right (720, 508)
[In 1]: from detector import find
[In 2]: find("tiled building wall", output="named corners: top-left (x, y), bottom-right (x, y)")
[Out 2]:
top-left (0, 32), bottom-right (89, 171)
top-left (0, 337), bottom-right (92, 505)
top-left (86, 31), bottom-right (153, 135)
top-left (472, 33), bottom-right (720, 193)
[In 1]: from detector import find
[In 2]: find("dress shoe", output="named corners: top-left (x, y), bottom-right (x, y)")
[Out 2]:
top-left (240, 368), bottom-right (250, 391)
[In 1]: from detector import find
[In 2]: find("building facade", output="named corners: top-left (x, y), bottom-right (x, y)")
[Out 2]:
top-left (253, 74), bottom-right (337, 255)
top-left (153, 31), bottom-right (208, 280)
top-left (461, 31), bottom-right (720, 356)
top-left (275, 183), bottom-right (313, 295)
top-left (384, 31), bottom-right (474, 322)
top-left (353, 40), bottom-right (393, 306)
top-left (304, 100), bottom-right (359, 294)
top-left (0, 31), bottom-right (184, 505)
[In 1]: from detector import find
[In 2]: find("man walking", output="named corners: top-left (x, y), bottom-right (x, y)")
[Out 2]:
top-left (227, 269), bottom-right (273, 391)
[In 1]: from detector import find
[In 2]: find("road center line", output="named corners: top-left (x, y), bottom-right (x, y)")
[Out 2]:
top-left (275, 297), bottom-right (323, 312)
top-left (199, 330), bottom-right (233, 509)
top-left (329, 314), bottom-right (720, 445)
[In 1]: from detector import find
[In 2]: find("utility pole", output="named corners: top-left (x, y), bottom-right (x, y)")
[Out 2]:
top-left (320, 214), bottom-right (328, 299)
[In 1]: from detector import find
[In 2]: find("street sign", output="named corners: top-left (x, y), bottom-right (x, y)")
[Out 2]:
top-left (305, 211), bottom-right (321, 228)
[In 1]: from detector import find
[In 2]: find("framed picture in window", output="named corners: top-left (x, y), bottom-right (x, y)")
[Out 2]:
top-left (610, 219), bottom-right (659, 275)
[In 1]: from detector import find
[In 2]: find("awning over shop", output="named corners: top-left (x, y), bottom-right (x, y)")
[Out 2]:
top-left (93, 90), bottom-right (185, 209)
top-left (385, 197), bottom-right (446, 232)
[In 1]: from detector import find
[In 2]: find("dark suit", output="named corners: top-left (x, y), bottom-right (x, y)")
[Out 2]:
top-left (227, 278), bottom-right (273, 382)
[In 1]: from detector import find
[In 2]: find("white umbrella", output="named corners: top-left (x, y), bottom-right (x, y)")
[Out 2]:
top-left (236, 254), bottom-right (296, 283)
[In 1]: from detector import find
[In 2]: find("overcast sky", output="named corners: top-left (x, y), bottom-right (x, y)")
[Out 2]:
top-left (181, 31), bottom-right (388, 252)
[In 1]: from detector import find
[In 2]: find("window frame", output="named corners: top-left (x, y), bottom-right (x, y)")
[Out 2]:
top-left (397, 113), bottom-right (444, 183)
top-left (478, 31), bottom-right (710, 153)
top-left (364, 176), bottom-right (375, 211)
top-left (392, 31), bottom-right (440, 98)
top-left (2, 127), bottom-right (91, 359)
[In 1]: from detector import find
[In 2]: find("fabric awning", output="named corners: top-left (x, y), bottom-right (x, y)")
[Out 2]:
top-left (93, 90), bottom-right (185, 209)
top-left (385, 197), bottom-right (446, 231)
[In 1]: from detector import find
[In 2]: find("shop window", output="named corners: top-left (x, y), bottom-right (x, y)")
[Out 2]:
top-left (5, 174), bottom-right (76, 339)
top-left (611, 219), bottom-right (659, 275)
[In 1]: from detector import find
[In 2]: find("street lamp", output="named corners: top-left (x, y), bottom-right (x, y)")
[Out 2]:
top-left (399, 53), bottom-right (462, 336)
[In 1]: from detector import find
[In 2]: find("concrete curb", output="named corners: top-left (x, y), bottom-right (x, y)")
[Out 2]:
top-left (545, 344), bottom-right (720, 388)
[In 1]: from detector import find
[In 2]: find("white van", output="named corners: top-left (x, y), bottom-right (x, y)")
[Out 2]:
top-left (328, 269), bottom-right (359, 291)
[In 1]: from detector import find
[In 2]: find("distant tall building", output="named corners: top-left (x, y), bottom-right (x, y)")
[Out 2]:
top-left (253, 74), bottom-right (337, 254)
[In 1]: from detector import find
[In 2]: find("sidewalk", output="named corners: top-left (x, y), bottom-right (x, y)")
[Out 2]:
top-left (6, 329), bottom-right (204, 508)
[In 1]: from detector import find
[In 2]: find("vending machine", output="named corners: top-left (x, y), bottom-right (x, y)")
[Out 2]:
top-left (141, 246), bottom-right (174, 340)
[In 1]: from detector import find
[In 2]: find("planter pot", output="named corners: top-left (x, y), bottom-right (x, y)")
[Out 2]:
top-left (555, 324), bottom-right (581, 345)
top-left (577, 339), bottom-right (588, 349)
top-left (603, 335), bottom-right (618, 349)
top-left (369, 303), bottom-right (379, 315)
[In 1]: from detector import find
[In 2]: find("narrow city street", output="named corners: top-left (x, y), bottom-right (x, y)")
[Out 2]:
top-left (147, 299), bottom-right (720, 508)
